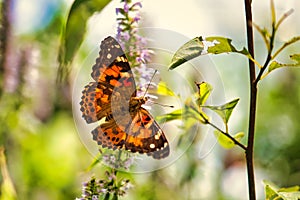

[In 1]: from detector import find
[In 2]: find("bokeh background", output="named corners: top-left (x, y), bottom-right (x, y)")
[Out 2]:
top-left (1, 0), bottom-right (300, 199)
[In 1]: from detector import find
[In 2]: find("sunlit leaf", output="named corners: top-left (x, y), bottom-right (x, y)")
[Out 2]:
top-left (180, 117), bottom-right (199, 133)
top-left (279, 186), bottom-right (300, 193)
top-left (57, 0), bottom-right (111, 81)
top-left (279, 192), bottom-right (300, 200)
top-left (169, 36), bottom-right (249, 70)
top-left (205, 36), bottom-right (247, 55)
top-left (264, 180), bottom-right (279, 200)
top-left (273, 36), bottom-right (300, 59)
top-left (156, 109), bottom-right (182, 123)
top-left (0, 148), bottom-right (17, 200)
top-left (264, 180), bottom-right (300, 200)
top-left (276, 9), bottom-right (295, 30)
top-left (185, 98), bottom-right (209, 124)
top-left (169, 37), bottom-right (205, 70)
top-left (291, 54), bottom-right (300, 62)
top-left (86, 153), bottom-right (102, 171)
top-left (214, 131), bottom-right (244, 149)
top-left (282, 37), bottom-right (300, 49)
top-left (157, 97), bottom-right (210, 125)
top-left (157, 81), bottom-right (175, 96)
top-left (252, 22), bottom-right (271, 51)
top-left (202, 98), bottom-right (239, 124)
top-left (268, 54), bottom-right (300, 73)
top-left (195, 81), bottom-right (212, 106)
top-left (270, 0), bottom-right (276, 27)
top-left (268, 61), bottom-right (282, 72)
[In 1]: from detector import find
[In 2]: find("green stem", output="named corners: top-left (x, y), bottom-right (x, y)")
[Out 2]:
top-left (244, 0), bottom-right (257, 199)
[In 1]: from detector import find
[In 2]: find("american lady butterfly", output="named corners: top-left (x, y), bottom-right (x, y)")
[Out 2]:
top-left (80, 36), bottom-right (169, 159)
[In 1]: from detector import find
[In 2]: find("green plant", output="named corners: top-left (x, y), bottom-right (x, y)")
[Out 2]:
top-left (166, 0), bottom-right (300, 199)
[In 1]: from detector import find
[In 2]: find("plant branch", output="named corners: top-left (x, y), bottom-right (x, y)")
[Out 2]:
top-left (244, 0), bottom-right (257, 199)
top-left (207, 121), bottom-right (247, 151)
top-left (255, 10), bottom-right (277, 84)
top-left (255, 6), bottom-right (293, 84)
top-left (191, 100), bottom-right (247, 150)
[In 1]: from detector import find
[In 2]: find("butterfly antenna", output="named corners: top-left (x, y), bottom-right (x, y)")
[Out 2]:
top-left (143, 70), bottom-right (174, 108)
top-left (151, 102), bottom-right (174, 108)
top-left (142, 70), bottom-right (158, 98)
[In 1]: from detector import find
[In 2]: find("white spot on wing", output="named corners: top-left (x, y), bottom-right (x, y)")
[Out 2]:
top-left (154, 134), bottom-right (160, 140)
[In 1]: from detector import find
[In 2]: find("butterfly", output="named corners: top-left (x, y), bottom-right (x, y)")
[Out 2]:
top-left (79, 36), bottom-right (169, 159)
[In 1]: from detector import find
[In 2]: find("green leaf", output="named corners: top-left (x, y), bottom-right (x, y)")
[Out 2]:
top-left (264, 180), bottom-right (300, 200)
top-left (205, 36), bottom-right (246, 55)
top-left (0, 148), bottom-right (17, 200)
top-left (268, 54), bottom-right (300, 73)
top-left (185, 98), bottom-right (209, 124)
top-left (169, 37), bottom-right (205, 70)
top-left (157, 81), bottom-right (176, 96)
top-left (214, 131), bottom-right (244, 149)
top-left (252, 22), bottom-right (271, 51)
top-left (291, 54), bottom-right (300, 61)
top-left (195, 82), bottom-right (212, 106)
top-left (57, 0), bottom-right (111, 81)
top-left (279, 186), bottom-right (300, 193)
top-left (270, 0), bottom-right (276, 27)
top-left (264, 180), bottom-right (279, 200)
top-left (156, 97), bottom-right (210, 124)
top-left (156, 109), bottom-right (183, 123)
top-left (169, 36), bottom-right (249, 70)
top-left (202, 98), bottom-right (239, 124)
top-left (281, 37), bottom-right (300, 50)
top-left (86, 153), bottom-right (102, 171)
top-left (273, 36), bottom-right (300, 59)
top-left (268, 61), bottom-right (282, 73)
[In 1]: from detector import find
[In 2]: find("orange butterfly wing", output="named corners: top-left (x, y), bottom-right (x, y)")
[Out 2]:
top-left (80, 36), bottom-right (169, 159)
top-left (91, 107), bottom-right (169, 159)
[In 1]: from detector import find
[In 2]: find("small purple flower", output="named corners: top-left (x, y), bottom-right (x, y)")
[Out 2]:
top-left (131, 2), bottom-right (142, 8)
top-left (136, 56), bottom-right (144, 63)
top-left (122, 32), bottom-right (130, 41)
top-left (115, 8), bottom-right (121, 15)
top-left (123, 3), bottom-right (130, 13)
top-left (123, 157), bottom-right (134, 169)
top-left (133, 13), bottom-right (141, 22)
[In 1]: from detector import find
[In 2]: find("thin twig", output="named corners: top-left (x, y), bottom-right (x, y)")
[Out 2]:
top-left (255, 12), bottom-right (276, 84)
top-left (207, 122), bottom-right (247, 151)
top-left (190, 100), bottom-right (247, 150)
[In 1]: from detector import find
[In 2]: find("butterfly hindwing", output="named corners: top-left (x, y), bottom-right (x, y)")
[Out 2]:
top-left (126, 108), bottom-right (169, 159)
top-left (80, 82), bottom-right (113, 124)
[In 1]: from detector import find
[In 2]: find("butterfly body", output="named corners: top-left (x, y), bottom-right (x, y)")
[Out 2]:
top-left (80, 36), bottom-right (169, 159)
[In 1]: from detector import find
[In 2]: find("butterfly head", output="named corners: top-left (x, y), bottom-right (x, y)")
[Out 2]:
top-left (130, 96), bottom-right (148, 108)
